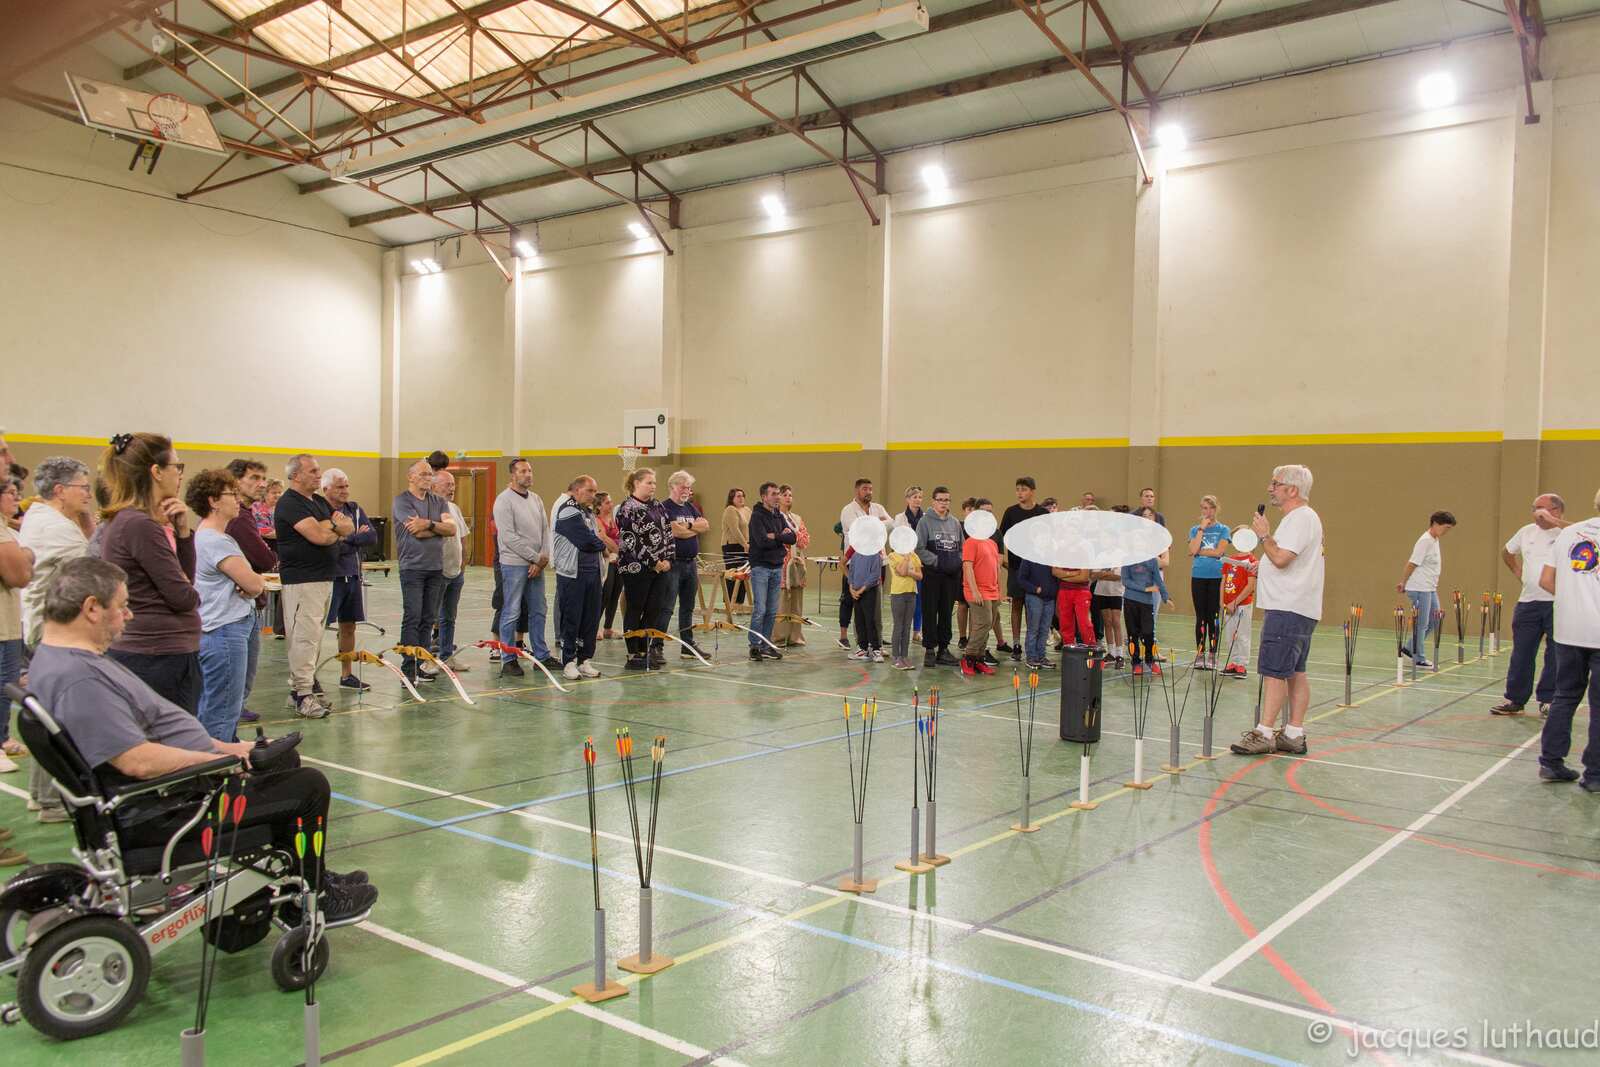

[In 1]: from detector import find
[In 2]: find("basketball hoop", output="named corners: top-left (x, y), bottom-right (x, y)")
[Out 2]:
top-left (145, 93), bottom-right (189, 140)
top-left (618, 445), bottom-right (650, 472)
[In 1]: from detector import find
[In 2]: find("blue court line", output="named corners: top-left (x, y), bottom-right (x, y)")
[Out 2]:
top-left (337, 684), bottom-right (1061, 833)
top-left (333, 791), bottom-right (1297, 1065)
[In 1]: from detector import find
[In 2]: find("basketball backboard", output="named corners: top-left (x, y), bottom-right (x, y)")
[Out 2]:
top-left (623, 409), bottom-right (670, 455)
top-left (66, 74), bottom-right (225, 155)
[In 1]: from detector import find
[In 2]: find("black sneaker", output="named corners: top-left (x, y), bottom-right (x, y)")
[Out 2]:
top-left (935, 648), bottom-right (959, 667)
top-left (836, 636), bottom-right (850, 650)
top-left (1010, 646), bottom-right (1023, 661)
top-left (1581, 778), bottom-right (1600, 793)
top-left (996, 642), bottom-right (1013, 654)
top-left (649, 649), bottom-right (666, 669)
top-left (327, 868), bottom-right (369, 886)
top-left (312, 678), bottom-right (325, 696)
top-left (416, 665), bottom-right (439, 682)
top-left (339, 674), bottom-right (371, 692)
top-left (500, 658), bottom-right (525, 677)
top-left (759, 646), bottom-right (783, 660)
top-left (540, 656), bottom-right (563, 673)
top-left (982, 650), bottom-right (998, 665)
top-left (749, 647), bottom-right (764, 662)
top-left (1540, 764), bottom-right (1580, 782)
top-left (320, 880), bottom-right (379, 923)
top-left (626, 654), bottom-right (649, 671)
top-left (923, 649), bottom-right (937, 667)
top-left (680, 642), bottom-right (706, 659)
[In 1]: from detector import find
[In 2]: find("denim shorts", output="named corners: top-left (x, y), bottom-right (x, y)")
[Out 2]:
top-left (1258, 609), bottom-right (1317, 679)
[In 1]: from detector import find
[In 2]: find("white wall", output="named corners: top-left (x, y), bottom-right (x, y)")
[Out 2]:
top-left (399, 262), bottom-right (508, 452)
top-left (1, 93), bottom-right (383, 457)
top-left (1543, 76), bottom-right (1600, 434)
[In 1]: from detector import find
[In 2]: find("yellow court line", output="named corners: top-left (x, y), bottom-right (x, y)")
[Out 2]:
top-left (1158, 431), bottom-right (1501, 448)
top-left (887, 438), bottom-right (1128, 451)
top-left (391, 650), bottom-right (1503, 1063)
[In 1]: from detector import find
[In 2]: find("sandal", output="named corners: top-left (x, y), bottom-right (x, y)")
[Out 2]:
top-left (0, 741), bottom-right (25, 757)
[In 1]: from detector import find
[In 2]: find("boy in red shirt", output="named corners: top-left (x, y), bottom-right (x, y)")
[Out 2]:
top-left (1219, 550), bottom-right (1258, 678)
top-left (962, 531), bottom-right (1001, 676)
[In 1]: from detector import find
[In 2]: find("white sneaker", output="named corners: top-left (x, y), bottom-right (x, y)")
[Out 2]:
top-left (577, 661), bottom-right (600, 679)
top-left (0, 753), bottom-right (17, 773)
top-left (870, 650), bottom-right (885, 663)
top-left (847, 649), bottom-right (870, 661)
top-left (294, 694), bottom-right (331, 719)
top-left (562, 662), bottom-right (580, 681)
top-left (445, 655), bottom-right (471, 673)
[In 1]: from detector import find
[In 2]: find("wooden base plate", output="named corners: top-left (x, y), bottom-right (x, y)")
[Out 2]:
top-left (1160, 764), bottom-right (1185, 773)
top-left (1010, 822), bottom-right (1040, 833)
top-left (838, 877), bottom-right (879, 893)
top-left (1069, 800), bottom-right (1098, 810)
top-left (920, 853), bottom-right (951, 867)
top-left (1193, 754), bottom-right (1218, 762)
top-left (617, 953), bottom-right (674, 975)
top-left (571, 980), bottom-right (628, 1003)
top-left (1123, 779), bottom-right (1155, 790)
top-left (894, 859), bottom-right (935, 873)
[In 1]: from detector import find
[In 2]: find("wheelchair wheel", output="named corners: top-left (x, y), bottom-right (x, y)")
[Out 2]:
top-left (1, 907), bottom-right (29, 964)
top-left (269, 926), bottom-right (329, 992)
top-left (17, 915), bottom-right (150, 1040)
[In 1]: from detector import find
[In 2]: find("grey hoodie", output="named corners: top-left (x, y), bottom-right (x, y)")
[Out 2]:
top-left (915, 511), bottom-right (965, 577)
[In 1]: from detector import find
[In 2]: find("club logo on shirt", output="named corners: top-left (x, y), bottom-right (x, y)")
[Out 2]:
top-left (1570, 538), bottom-right (1599, 575)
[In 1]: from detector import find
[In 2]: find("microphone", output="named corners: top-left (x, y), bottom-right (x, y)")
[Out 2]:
top-left (1256, 504), bottom-right (1266, 517)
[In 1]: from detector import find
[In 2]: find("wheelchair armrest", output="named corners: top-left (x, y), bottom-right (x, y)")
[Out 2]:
top-left (108, 756), bottom-right (242, 802)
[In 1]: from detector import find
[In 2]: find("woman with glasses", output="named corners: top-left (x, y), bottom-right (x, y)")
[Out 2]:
top-left (188, 469), bottom-right (266, 741)
top-left (98, 432), bottom-right (204, 712)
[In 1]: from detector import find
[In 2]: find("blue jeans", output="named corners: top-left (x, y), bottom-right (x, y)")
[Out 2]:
top-left (498, 563), bottom-right (549, 658)
top-left (1024, 594), bottom-right (1055, 664)
top-left (198, 615), bottom-right (254, 742)
top-left (1540, 643), bottom-right (1600, 779)
top-left (748, 565), bottom-right (782, 647)
top-left (242, 610), bottom-right (262, 704)
top-left (435, 570), bottom-right (465, 659)
top-left (670, 558), bottom-right (699, 644)
top-left (1404, 589), bottom-right (1440, 660)
top-left (1504, 599), bottom-right (1557, 706)
top-left (0, 638), bottom-right (23, 743)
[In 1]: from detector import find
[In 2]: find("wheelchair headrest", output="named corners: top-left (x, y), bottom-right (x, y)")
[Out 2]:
top-left (14, 690), bottom-right (107, 803)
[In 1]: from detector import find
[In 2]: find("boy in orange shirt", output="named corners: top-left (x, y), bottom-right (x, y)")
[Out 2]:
top-left (1219, 549), bottom-right (1258, 678)
top-left (962, 527), bottom-right (1001, 676)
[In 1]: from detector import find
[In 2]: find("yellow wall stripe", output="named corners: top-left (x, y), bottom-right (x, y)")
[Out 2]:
top-left (7, 433), bottom-right (379, 459)
top-left (1158, 431), bottom-right (1502, 447)
top-left (678, 442), bottom-right (863, 455)
top-left (1542, 429), bottom-right (1600, 441)
top-left (888, 438), bottom-right (1128, 451)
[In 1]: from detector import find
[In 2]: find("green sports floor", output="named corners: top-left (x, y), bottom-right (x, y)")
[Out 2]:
top-left (3, 569), bottom-right (1596, 1066)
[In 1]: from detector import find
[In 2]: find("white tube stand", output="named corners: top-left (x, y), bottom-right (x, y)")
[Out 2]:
top-left (1395, 656), bottom-right (1407, 686)
top-left (1012, 775), bottom-right (1041, 831)
top-left (1124, 737), bottom-right (1154, 789)
top-left (181, 1027), bottom-right (204, 1067)
top-left (619, 886), bottom-right (674, 974)
top-left (304, 1001), bottom-right (320, 1067)
top-left (1070, 753), bottom-right (1098, 809)
top-left (921, 799), bottom-right (950, 866)
top-left (572, 908), bottom-right (627, 1002)
top-left (1492, 632), bottom-right (1500, 655)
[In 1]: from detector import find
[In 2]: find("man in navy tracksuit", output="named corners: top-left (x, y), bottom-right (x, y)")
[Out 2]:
top-left (552, 476), bottom-right (615, 680)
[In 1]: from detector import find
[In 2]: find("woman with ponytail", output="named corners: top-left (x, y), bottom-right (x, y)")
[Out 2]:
top-left (98, 432), bottom-right (203, 712)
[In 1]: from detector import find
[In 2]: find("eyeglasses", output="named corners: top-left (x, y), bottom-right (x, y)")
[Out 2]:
top-left (166, 462), bottom-right (186, 474)
top-left (1268, 480), bottom-right (1285, 489)
top-left (64, 481), bottom-right (91, 491)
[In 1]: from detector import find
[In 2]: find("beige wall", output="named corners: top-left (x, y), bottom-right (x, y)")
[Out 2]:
top-left (399, 262), bottom-right (508, 454)
top-left (1544, 76), bottom-right (1600, 433)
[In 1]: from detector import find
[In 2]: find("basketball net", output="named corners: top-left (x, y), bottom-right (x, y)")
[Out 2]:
top-left (146, 93), bottom-right (189, 140)
top-left (619, 446), bottom-right (646, 472)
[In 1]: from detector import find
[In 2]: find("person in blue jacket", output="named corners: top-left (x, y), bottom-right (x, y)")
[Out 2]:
top-left (1015, 557), bottom-right (1059, 669)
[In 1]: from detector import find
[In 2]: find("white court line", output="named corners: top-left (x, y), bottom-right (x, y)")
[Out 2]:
top-left (1195, 731), bottom-right (1541, 988)
top-left (357, 920), bottom-right (746, 1066)
top-left (332, 758), bottom-right (1514, 1067)
top-left (969, 715), bottom-right (1471, 784)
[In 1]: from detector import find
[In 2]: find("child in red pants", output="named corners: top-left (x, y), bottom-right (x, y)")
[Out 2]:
top-left (1052, 567), bottom-right (1094, 646)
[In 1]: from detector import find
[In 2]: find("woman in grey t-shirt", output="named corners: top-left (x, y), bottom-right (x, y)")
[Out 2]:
top-left (188, 470), bottom-right (265, 742)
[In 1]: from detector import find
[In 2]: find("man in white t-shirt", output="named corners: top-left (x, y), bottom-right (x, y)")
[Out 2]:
top-left (836, 478), bottom-right (891, 649)
top-left (1232, 464), bottom-right (1324, 757)
top-left (1536, 490), bottom-right (1600, 788)
top-left (1491, 493), bottom-right (1568, 717)
top-left (1396, 510), bottom-right (1456, 669)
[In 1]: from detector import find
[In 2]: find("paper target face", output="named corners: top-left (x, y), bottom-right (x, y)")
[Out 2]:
top-left (1003, 510), bottom-right (1173, 569)
top-left (888, 525), bottom-right (917, 554)
top-left (963, 509), bottom-right (997, 540)
top-left (848, 517), bottom-right (887, 555)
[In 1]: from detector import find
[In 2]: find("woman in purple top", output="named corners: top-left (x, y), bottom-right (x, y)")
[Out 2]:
top-left (98, 432), bottom-right (203, 712)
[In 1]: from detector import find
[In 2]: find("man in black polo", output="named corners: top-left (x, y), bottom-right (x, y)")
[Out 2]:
top-left (275, 454), bottom-right (352, 718)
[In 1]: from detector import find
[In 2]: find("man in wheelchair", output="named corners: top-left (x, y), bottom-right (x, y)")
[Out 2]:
top-left (1, 558), bottom-right (377, 1040)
